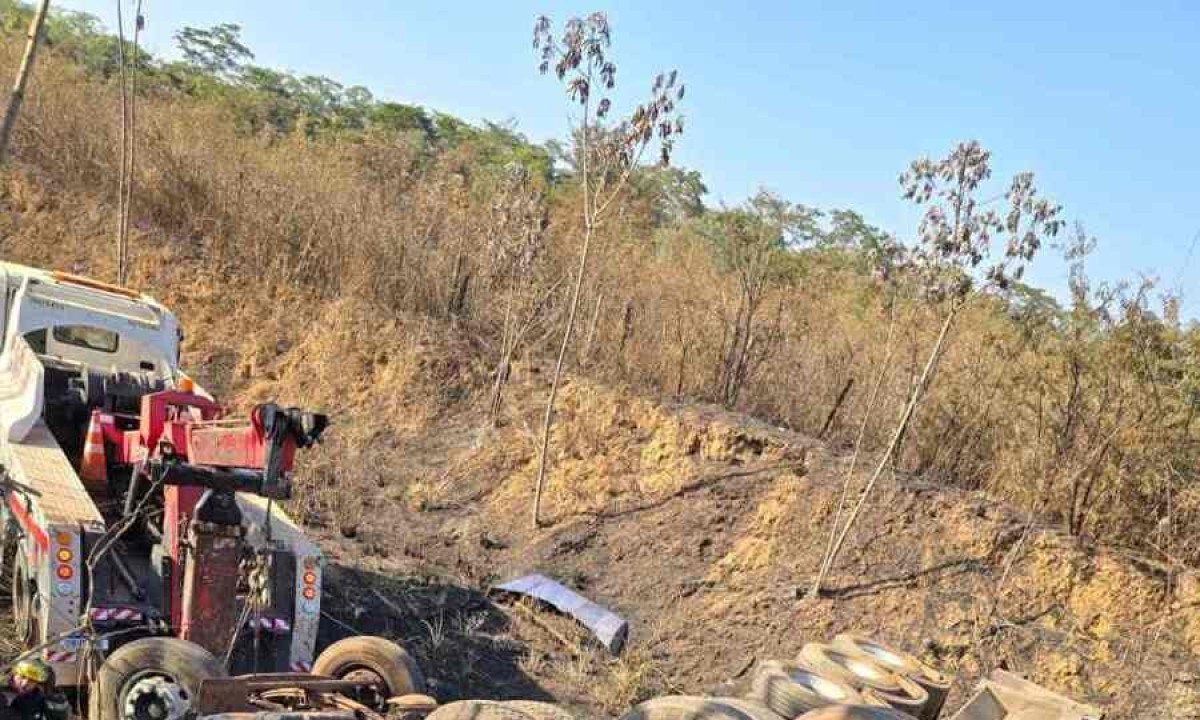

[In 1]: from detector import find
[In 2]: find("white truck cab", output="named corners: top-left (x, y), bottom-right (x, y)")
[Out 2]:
top-left (0, 261), bottom-right (183, 441)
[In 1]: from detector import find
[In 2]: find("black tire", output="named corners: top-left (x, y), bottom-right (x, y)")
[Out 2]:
top-left (747, 660), bottom-right (863, 719)
top-left (797, 644), bottom-right (900, 693)
top-left (429, 700), bottom-right (538, 720)
top-left (313, 635), bottom-right (426, 698)
top-left (796, 644), bottom-right (926, 718)
top-left (90, 637), bottom-right (227, 720)
top-left (710, 697), bottom-right (786, 720)
top-left (830, 635), bottom-right (949, 720)
top-left (790, 707), bottom-right (910, 720)
top-left (503, 701), bottom-right (579, 720)
top-left (620, 696), bottom-right (761, 720)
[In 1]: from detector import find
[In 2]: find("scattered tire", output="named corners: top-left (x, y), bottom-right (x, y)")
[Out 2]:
top-left (855, 677), bottom-right (927, 718)
top-left (502, 700), bottom-right (581, 720)
top-left (89, 637), bottom-right (227, 720)
top-left (797, 644), bottom-right (900, 693)
top-left (828, 636), bottom-right (923, 678)
top-left (747, 660), bottom-right (862, 719)
top-left (830, 635), bottom-right (950, 720)
top-left (428, 700), bottom-right (539, 720)
top-left (711, 697), bottom-right (787, 720)
top-left (313, 635), bottom-right (427, 701)
top-left (796, 644), bottom-right (927, 718)
top-left (794, 707), bottom-right (911, 720)
top-left (620, 695), bottom-right (761, 720)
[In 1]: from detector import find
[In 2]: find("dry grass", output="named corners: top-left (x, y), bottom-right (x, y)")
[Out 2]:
top-left (0, 28), bottom-right (1194, 567)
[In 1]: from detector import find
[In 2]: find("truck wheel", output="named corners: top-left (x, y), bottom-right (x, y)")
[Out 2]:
top-left (11, 554), bottom-right (39, 647)
top-left (787, 708), bottom-right (910, 720)
top-left (503, 701), bottom-right (579, 720)
top-left (429, 701), bottom-right (537, 720)
top-left (619, 696), bottom-right (761, 720)
top-left (90, 637), bottom-right (227, 720)
top-left (747, 660), bottom-right (862, 719)
top-left (313, 635), bottom-right (426, 705)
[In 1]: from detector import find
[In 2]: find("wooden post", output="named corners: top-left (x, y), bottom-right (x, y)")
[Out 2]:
top-left (0, 0), bottom-right (51, 166)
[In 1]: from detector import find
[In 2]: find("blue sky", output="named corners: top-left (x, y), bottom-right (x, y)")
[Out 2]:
top-left (53, 1), bottom-right (1200, 315)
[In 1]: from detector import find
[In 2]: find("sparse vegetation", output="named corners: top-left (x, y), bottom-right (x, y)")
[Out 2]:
top-left (0, 3), bottom-right (1196, 717)
top-left (0, 0), bottom-right (1195, 565)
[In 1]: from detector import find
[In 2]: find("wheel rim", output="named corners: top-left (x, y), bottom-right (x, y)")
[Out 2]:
top-left (121, 674), bottom-right (191, 720)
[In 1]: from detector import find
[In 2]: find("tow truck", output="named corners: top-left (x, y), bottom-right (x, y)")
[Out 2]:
top-left (0, 262), bottom-right (428, 720)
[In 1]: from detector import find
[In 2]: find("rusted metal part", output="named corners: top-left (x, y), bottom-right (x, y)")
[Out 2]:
top-left (197, 674), bottom-right (392, 714)
top-left (247, 679), bottom-right (371, 693)
top-left (493, 572), bottom-right (629, 654)
top-left (948, 670), bottom-right (1103, 720)
top-left (388, 694), bottom-right (440, 714)
top-left (319, 691), bottom-right (388, 720)
top-left (197, 672), bottom-right (405, 720)
top-left (180, 517), bottom-right (244, 657)
top-left (197, 677), bottom-right (255, 715)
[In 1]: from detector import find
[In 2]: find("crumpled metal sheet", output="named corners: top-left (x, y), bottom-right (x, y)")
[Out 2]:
top-left (494, 573), bottom-right (628, 655)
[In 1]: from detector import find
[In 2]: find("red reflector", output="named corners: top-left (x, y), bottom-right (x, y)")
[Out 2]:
top-left (56, 565), bottom-right (73, 580)
top-left (302, 587), bottom-right (316, 600)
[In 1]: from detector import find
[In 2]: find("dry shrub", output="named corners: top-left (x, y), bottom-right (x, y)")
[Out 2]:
top-left (0, 31), bottom-right (1194, 568)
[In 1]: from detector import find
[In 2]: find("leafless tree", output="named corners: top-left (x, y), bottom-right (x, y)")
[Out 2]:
top-left (809, 141), bottom-right (1063, 597)
top-left (530, 12), bottom-right (685, 527)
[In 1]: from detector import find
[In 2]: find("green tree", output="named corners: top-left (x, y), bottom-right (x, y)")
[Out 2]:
top-left (705, 190), bottom-right (818, 407)
top-left (175, 23), bottom-right (253, 77)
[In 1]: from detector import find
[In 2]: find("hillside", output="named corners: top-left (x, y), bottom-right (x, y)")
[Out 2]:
top-left (3, 177), bottom-right (1199, 716)
top-left (0, 6), bottom-right (1198, 720)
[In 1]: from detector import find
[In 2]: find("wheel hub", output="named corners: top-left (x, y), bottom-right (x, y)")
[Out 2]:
top-left (122, 676), bottom-right (190, 720)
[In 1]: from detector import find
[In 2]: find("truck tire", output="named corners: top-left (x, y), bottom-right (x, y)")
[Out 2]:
top-left (620, 696), bottom-right (761, 720)
top-left (747, 660), bottom-right (862, 719)
top-left (710, 697), bottom-right (787, 720)
top-left (792, 707), bottom-right (910, 720)
top-left (829, 635), bottom-right (922, 678)
top-left (429, 701), bottom-right (538, 720)
top-left (830, 635), bottom-right (949, 720)
top-left (90, 637), bottom-right (227, 720)
top-left (313, 635), bottom-right (426, 700)
top-left (796, 644), bottom-right (927, 718)
top-left (503, 700), bottom-right (580, 720)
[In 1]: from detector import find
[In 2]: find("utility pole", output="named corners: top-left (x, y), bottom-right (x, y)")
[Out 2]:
top-left (0, 0), bottom-right (51, 165)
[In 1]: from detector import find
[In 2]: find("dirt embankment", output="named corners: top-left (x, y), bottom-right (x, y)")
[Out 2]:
top-left (266, 318), bottom-right (1200, 720)
top-left (0, 170), bottom-right (1197, 719)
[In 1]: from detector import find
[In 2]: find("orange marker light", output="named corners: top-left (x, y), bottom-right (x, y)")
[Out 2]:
top-left (56, 532), bottom-right (72, 546)
top-left (56, 549), bottom-right (72, 563)
top-left (302, 572), bottom-right (317, 585)
top-left (56, 565), bottom-right (73, 580)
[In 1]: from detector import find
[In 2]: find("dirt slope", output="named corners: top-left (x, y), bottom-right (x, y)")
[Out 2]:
top-left (292, 363), bottom-right (1200, 720)
top-left (0, 169), bottom-right (1197, 720)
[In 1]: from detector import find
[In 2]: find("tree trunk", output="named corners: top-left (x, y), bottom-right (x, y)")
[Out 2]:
top-left (809, 301), bottom-right (959, 598)
top-left (818, 377), bottom-right (856, 439)
top-left (532, 222), bottom-right (594, 528)
top-left (809, 300), bottom-right (897, 599)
